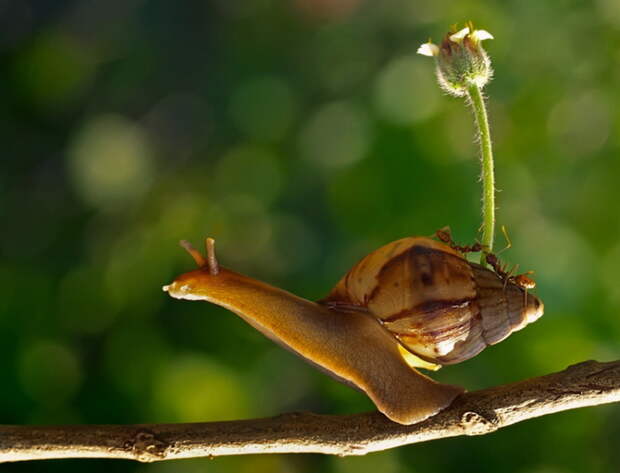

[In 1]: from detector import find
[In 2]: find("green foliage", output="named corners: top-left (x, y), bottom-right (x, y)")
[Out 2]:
top-left (1, 1), bottom-right (619, 472)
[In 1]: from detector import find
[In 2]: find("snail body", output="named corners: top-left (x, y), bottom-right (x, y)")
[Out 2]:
top-left (164, 236), bottom-right (543, 425)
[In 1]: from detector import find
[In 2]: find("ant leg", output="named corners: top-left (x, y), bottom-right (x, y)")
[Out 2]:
top-left (497, 225), bottom-right (513, 255)
top-left (503, 264), bottom-right (518, 291)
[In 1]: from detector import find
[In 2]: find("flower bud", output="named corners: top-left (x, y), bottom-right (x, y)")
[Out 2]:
top-left (417, 25), bottom-right (493, 97)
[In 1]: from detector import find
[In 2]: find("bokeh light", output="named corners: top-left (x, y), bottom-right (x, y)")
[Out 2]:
top-left (18, 340), bottom-right (82, 405)
top-left (299, 101), bottom-right (370, 168)
top-left (151, 354), bottom-right (251, 422)
top-left (374, 55), bottom-right (441, 125)
top-left (12, 31), bottom-right (96, 110)
top-left (67, 114), bottom-right (155, 209)
top-left (229, 76), bottom-right (298, 142)
top-left (547, 89), bottom-right (611, 159)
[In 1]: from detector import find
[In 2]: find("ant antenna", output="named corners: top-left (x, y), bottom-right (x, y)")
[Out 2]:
top-left (497, 225), bottom-right (513, 255)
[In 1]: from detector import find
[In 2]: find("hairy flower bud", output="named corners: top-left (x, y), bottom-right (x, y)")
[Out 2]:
top-left (417, 25), bottom-right (493, 97)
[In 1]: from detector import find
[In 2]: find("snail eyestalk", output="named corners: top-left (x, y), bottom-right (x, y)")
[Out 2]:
top-left (205, 237), bottom-right (220, 276)
top-left (180, 240), bottom-right (207, 267)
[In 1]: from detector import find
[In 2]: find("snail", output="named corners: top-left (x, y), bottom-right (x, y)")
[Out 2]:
top-left (163, 235), bottom-right (543, 425)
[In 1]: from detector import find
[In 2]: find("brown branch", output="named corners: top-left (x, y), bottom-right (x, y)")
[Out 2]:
top-left (1, 359), bottom-right (619, 463)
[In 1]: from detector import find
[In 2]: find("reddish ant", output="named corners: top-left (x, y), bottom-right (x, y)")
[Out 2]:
top-left (485, 252), bottom-right (536, 305)
top-left (484, 226), bottom-right (536, 288)
top-left (482, 227), bottom-right (537, 306)
top-left (435, 226), bottom-right (485, 254)
top-left (436, 226), bottom-right (537, 299)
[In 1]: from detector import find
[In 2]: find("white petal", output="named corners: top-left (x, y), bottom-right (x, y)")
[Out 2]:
top-left (472, 29), bottom-right (494, 41)
top-left (449, 27), bottom-right (470, 43)
top-left (417, 42), bottom-right (439, 57)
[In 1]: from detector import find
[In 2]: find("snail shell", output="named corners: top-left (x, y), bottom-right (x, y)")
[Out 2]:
top-left (321, 237), bottom-right (543, 365)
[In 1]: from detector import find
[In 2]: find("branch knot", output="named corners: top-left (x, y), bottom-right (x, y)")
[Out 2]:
top-left (124, 430), bottom-right (168, 462)
top-left (460, 411), bottom-right (498, 435)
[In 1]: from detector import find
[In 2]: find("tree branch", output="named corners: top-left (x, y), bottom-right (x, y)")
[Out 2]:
top-left (1, 359), bottom-right (618, 463)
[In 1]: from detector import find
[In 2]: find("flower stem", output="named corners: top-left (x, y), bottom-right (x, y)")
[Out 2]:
top-left (467, 83), bottom-right (495, 262)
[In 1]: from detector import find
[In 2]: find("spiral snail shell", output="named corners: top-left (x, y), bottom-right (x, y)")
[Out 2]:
top-left (164, 235), bottom-right (543, 425)
top-left (321, 237), bottom-right (543, 366)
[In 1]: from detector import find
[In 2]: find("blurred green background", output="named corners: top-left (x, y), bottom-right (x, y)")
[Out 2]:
top-left (1, 0), bottom-right (620, 472)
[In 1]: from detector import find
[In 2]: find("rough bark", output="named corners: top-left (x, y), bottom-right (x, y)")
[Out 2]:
top-left (1, 359), bottom-right (618, 463)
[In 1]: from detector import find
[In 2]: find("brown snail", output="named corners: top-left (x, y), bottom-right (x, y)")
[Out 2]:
top-left (164, 235), bottom-right (543, 425)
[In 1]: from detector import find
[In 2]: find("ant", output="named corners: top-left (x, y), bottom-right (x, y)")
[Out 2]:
top-left (483, 226), bottom-right (537, 291)
top-left (485, 251), bottom-right (536, 306)
top-left (485, 253), bottom-right (536, 290)
top-left (435, 226), bottom-right (537, 295)
top-left (435, 226), bottom-right (485, 254)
